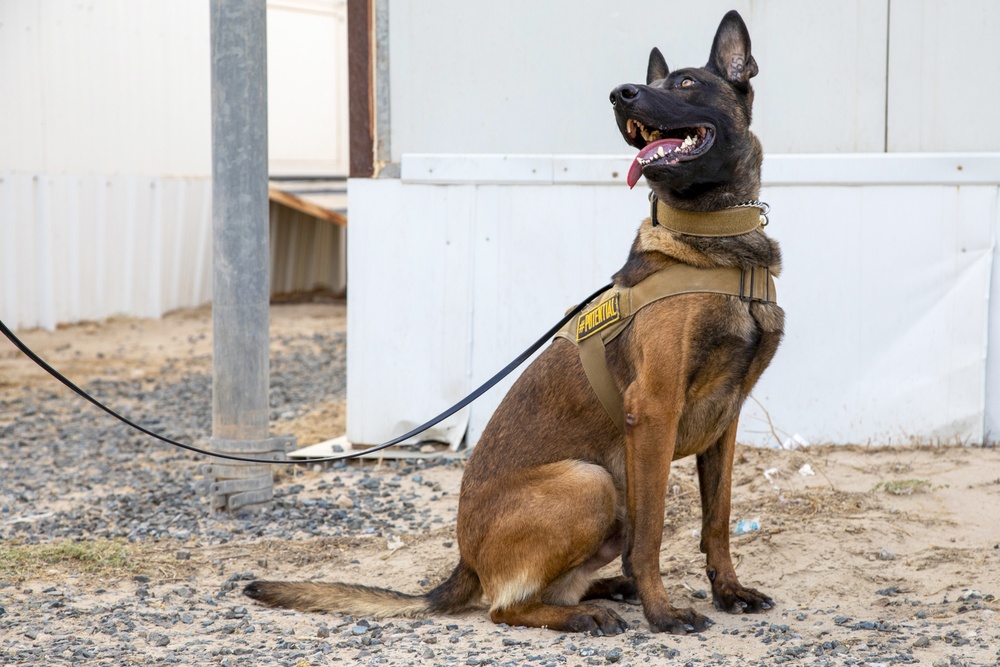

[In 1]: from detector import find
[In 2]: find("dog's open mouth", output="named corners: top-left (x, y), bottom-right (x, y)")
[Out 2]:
top-left (625, 121), bottom-right (715, 188)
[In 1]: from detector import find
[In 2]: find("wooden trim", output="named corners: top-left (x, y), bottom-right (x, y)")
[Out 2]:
top-left (268, 187), bottom-right (348, 226)
top-left (347, 0), bottom-right (374, 178)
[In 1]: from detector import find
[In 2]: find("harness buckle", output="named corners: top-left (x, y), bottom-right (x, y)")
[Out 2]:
top-left (740, 267), bottom-right (772, 303)
top-left (740, 267), bottom-right (754, 302)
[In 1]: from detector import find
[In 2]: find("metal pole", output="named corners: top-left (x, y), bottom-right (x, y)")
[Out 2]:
top-left (205, 0), bottom-right (292, 511)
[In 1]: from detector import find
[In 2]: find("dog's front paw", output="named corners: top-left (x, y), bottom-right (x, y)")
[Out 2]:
top-left (711, 582), bottom-right (774, 614)
top-left (645, 603), bottom-right (714, 634)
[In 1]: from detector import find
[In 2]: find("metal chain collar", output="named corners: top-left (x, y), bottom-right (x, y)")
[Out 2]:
top-left (730, 200), bottom-right (770, 226)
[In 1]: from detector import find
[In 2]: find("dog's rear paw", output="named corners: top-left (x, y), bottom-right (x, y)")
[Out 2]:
top-left (646, 605), bottom-right (713, 634)
top-left (712, 583), bottom-right (774, 614)
top-left (566, 605), bottom-right (629, 636)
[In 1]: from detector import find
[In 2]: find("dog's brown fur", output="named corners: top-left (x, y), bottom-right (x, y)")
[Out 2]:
top-left (245, 10), bottom-right (783, 635)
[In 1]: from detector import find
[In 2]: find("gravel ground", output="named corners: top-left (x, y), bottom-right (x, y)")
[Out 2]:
top-left (1, 302), bottom-right (998, 666)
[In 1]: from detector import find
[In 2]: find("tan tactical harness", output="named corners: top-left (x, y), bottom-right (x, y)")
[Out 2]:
top-left (555, 201), bottom-right (777, 434)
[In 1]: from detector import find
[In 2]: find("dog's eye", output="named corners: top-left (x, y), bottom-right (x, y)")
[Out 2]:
top-left (679, 77), bottom-right (695, 88)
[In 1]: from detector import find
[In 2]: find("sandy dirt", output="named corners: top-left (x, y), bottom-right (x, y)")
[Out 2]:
top-left (1, 302), bottom-right (998, 666)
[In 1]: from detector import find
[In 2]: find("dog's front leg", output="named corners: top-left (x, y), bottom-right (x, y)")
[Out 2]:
top-left (623, 385), bottom-right (712, 634)
top-left (697, 419), bottom-right (774, 614)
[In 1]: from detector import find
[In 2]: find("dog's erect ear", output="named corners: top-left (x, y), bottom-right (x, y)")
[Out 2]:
top-left (706, 10), bottom-right (758, 88)
top-left (646, 47), bottom-right (669, 85)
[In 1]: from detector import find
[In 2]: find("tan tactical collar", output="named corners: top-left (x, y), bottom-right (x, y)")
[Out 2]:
top-left (650, 195), bottom-right (769, 237)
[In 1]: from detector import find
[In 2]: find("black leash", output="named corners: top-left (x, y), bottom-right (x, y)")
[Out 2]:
top-left (0, 283), bottom-right (611, 465)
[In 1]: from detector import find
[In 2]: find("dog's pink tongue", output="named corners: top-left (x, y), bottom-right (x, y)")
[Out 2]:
top-left (626, 159), bottom-right (645, 190)
top-left (626, 138), bottom-right (684, 188)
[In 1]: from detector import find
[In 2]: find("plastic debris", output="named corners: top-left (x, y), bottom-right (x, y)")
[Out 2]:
top-left (798, 463), bottom-right (816, 476)
top-left (763, 467), bottom-right (780, 483)
top-left (734, 517), bottom-right (760, 535)
top-left (782, 433), bottom-right (810, 450)
top-left (387, 535), bottom-right (405, 551)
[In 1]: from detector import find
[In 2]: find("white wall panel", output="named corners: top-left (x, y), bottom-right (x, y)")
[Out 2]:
top-left (744, 0), bottom-right (888, 153)
top-left (387, 0), bottom-right (889, 159)
top-left (887, 0), bottom-right (1000, 152)
top-left (740, 185), bottom-right (993, 446)
top-left (346, 179), bottom-right (475, 448)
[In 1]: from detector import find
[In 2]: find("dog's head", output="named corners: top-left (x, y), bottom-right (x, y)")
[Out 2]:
top-left (610, 11), bottom-right (759, 205)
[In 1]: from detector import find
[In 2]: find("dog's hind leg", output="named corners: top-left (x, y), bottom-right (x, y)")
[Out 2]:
top-left (697, 418), bottom-right (774, 614)
top-left (491, 598), bottom-right (627, 635)
top-left (542, 534), bottom-right (626, 606)
top-left (466, 460), bottom-right (627, 634)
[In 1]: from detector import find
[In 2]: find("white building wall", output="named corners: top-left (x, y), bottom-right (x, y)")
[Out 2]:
top-left (344, 1), bottom-right (1000, 447)
top-left (0, 0), bottom-right (348, 330)
top-left (0, 1), bottom-right (212, 176)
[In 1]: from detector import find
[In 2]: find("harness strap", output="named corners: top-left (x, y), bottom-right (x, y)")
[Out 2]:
top-left (556, 264), bottom-right (777, 433)
top-left (579, 332), bottom-right (626, 433)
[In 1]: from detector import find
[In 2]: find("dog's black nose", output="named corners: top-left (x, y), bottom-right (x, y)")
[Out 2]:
top-left (610, 84), bottom-right (640, 106)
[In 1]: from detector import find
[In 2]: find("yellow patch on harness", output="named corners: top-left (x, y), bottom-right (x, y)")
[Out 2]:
top-left (576, 293), bottom-right (621, 342)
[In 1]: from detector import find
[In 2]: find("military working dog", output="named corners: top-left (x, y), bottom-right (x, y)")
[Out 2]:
top-left (245, 9), bottom-right (783, 635)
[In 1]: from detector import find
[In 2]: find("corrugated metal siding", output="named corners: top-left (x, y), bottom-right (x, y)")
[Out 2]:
top-left (0, 173), bottom-right (213, 331)
top-left (269, 202), bottom-right (347, 295)
top-left (0, 174), bottom-right (348, 330)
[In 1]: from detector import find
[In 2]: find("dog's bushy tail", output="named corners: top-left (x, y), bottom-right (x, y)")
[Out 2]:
top-left (243, 560), bottom-right (482, 619)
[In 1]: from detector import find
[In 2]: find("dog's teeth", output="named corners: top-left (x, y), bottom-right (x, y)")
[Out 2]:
top-left (656, 146), bottom-right (665, 157)
top-left (626, 119), bottom-right (635, 137)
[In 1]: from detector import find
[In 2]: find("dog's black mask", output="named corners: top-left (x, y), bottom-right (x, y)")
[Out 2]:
top-left (610, 10), bottom-right (758, 200)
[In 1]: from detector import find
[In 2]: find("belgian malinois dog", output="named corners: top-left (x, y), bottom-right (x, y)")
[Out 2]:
top-left (245, 9), bottom-right (782, 635)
